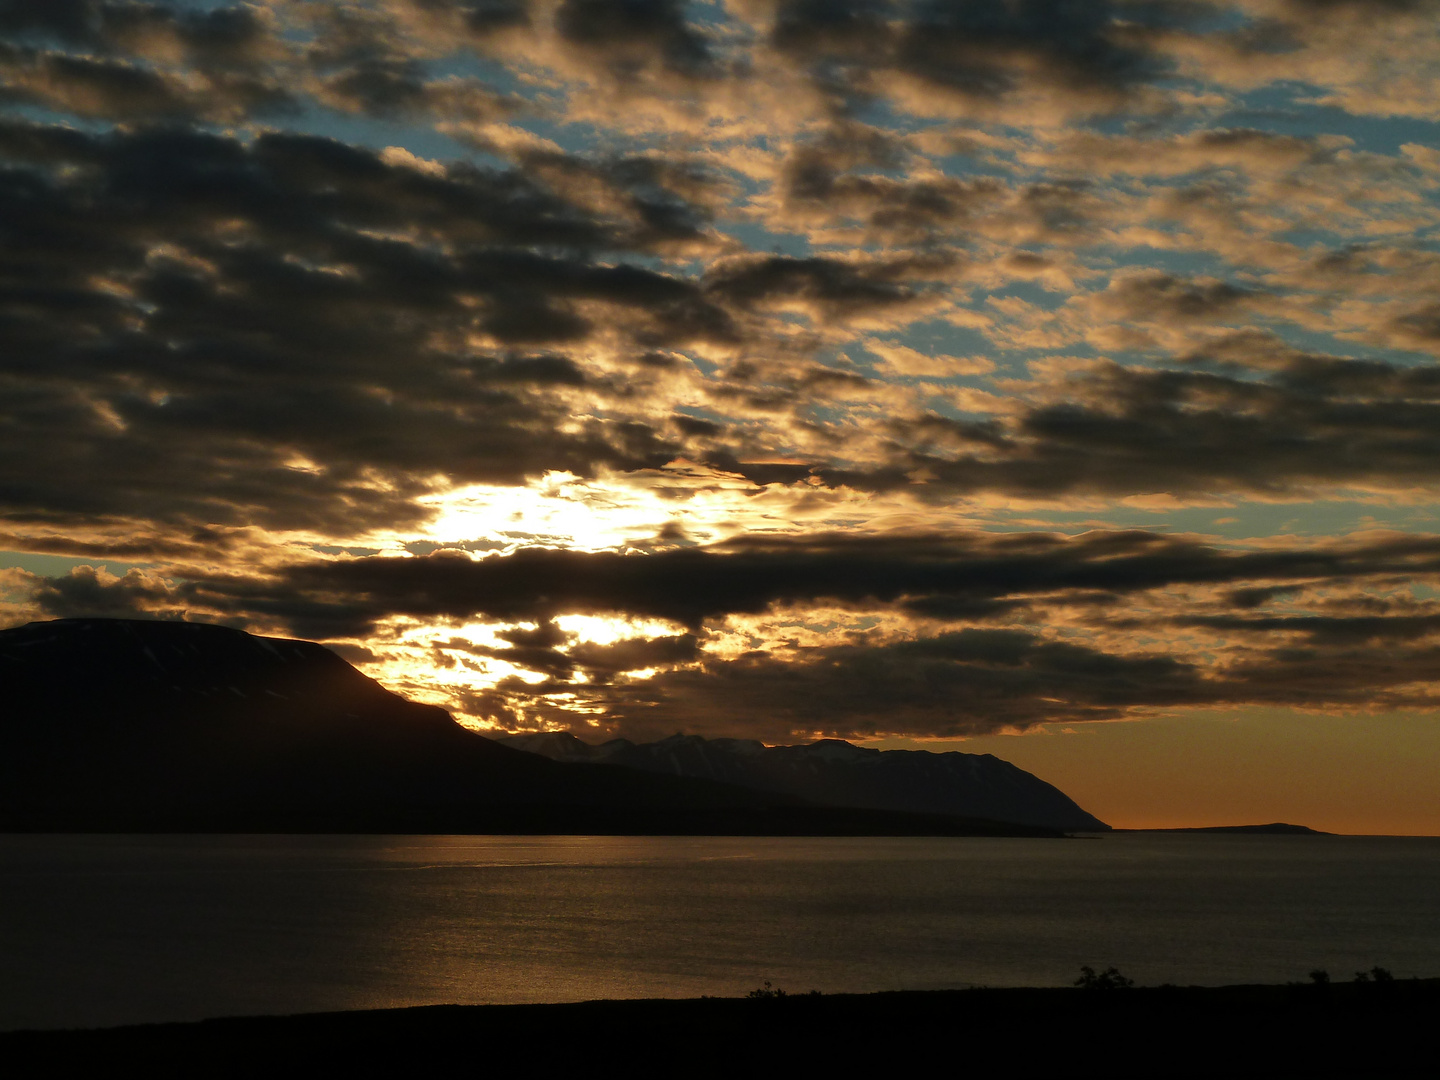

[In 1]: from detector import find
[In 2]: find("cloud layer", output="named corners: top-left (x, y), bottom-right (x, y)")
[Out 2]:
top-left (4, 1), bottom-right (1440, 743)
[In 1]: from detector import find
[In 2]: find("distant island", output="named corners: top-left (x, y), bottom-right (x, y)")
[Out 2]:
top-left (0, 618), bottom-right (1102, 837)
top-left (1120, 823), bottom-right (1329, 835)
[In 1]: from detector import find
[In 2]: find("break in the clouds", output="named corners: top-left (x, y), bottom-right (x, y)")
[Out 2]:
top-left (4, 0), bottom-right (1440, 744)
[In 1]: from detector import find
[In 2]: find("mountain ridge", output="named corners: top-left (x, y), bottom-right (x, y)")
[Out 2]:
top-left (499, 730), bottom-right (1109, 832)
top-left (0, 618), bottom-right (1070, 836)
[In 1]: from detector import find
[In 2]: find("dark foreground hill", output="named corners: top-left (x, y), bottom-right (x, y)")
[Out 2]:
top-left (502, 730), bottom-right (1108, 832)
top-left (5, 979), bottom-right (1435, 1077)
top-left (0, 618), bottom-right (1060, 836)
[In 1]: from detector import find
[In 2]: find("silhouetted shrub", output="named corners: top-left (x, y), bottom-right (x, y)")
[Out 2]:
top-left (1356, 967), bottom-right (1396, 995)
top-left (746, 982), bottom-right (820, 999)
top-left (747, 981), bottom-right (787, 999)
top-left (1075, 966), bottom-right (1134, 990)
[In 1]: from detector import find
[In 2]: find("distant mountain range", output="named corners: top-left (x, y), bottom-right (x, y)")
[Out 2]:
top-left (500, 731), bottom-right (1109, 832)
top-left (0, 618), bottom-right (1099, 835)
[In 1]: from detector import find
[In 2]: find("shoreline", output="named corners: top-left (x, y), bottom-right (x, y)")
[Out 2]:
top-left (7, 979), bottom-right (1437, 1074)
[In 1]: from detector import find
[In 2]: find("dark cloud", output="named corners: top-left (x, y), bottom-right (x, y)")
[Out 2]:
top-left (321, 65), bottom-right (510, 122)
top-left (671, 413), bottom-right (725, 437)
top-left (389, 626), bottom-right (697, 689)
top-left (895, 0), bottom-right (1167, 100)
top-left (1092, 271), bottom-right (1266, 323)
top-left (511, 620), bottom-right (1440, 741)
top-left (568, 632), bottom-right (701, 679)
top-left (0, 3), bottom-right (292, 123)
top-left (776, 125), bottom-right (1007, 240)
top-left (1281, 0), bottom-right (1435, 13)
top-left (769, 0), bottom-right (1206, 114)
top-left (1389, 304), bottom-right (1440, 348)
top-left (301, 3), bottom-right (519, 122)
top-left (0, 524), bottom-right (249, 564)
top-left (102, 3), bottom-right (278, 69)
top-left (704, 252), bottom-right (948, 324)
top-left (4, 102), bottom-right (1435, 546)
top-left (4, 6), bottom-right (1437, 548)
top-left (553, 627), bottom-right (1208, 740)
top-left (771, 0), bottom-right (892, 59)
top-left (1180, 612), bottom-right (1440, 644)
top-left (23, 527), bottom-right (1440, 739)
top-left (31, 565), bottom-right (187, 621)
top-left (4, 50), bottom-right (189, 117)
top-left (555, 0), bottom-right (720, 81)
top-left (0, 0), bottom-right (99, 45)
top-left (68, 529), bottom-right (1438, 638)
top-left (845, 356), bottom-right (1440, 499)
top-left (1225, 585), bottom-right (1300, 610)
top-left (489, 149), bottom-right (728, 254)
top-left (404, 0), bottom-right (533, 35)
top-left (0, 120), bottom-right (741, 534)
top-left (499, 620), bottom-right (573, 648)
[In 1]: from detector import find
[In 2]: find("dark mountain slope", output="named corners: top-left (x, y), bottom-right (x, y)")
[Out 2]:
top-left (0, 618), bottom-right (783, 831)
top-left (0, 619), bottom-right (1060, 835)
top-left (500, 731), bottom-right (1109, 832)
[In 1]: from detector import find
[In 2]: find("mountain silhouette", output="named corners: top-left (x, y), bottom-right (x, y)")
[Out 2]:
top-left (0, 618), bottom-right (1065, 835)
top-left (500, 731), bottom-right (1109, 832)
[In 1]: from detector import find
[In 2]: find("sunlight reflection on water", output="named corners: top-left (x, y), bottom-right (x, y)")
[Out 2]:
top-left (3, 832), bottom-right (1438, 1030)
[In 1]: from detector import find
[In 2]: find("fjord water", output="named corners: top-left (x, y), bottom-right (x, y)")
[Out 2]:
top-left (3, 833), bottom-right (1438, 1031)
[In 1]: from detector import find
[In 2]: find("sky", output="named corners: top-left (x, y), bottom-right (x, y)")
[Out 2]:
top-left (3, 0), bottom-right (1440, 833)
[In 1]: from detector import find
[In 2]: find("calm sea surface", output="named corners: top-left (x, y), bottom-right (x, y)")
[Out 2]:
top-left (2, 832), bottom-right (1438, 1031)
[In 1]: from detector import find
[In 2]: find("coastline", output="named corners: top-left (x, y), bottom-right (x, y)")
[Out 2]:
top-left (6, 979), bottom-right (1436, 1075)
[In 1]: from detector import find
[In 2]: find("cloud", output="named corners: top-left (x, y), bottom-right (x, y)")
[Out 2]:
top-left (1180, 611), bottom-right (1440, 644)
top-left (495, 617), bottom-right (1440, 741)
top-left (0, 2), bottom-right (292, 123)
top-left (560, 627), bottom-right (1210, 740)
top-left (30, 564), bottom-right (189, 621)
top-left (6, 0), bottom-right (1440, 755)
top-left (18, 525), bottom-right (1440, 739)
top-left (863, 340), bottom-right (995, 378)
top-left (703, 251), bottom-right (953, 329)
top-left (764, 0), bottom-right (1203, 121)
top-left (555, 0), bottom-right (721, 82)
top-left (0, 120), bottom-right (750, 534)
top-left (2, 107), bottom-right (1438, 547)
top-left (1087, 271), bottom-right (1268, 324)
top-left (825, 354), bottom-right (1440, 501)
top-left (36, 527), bottom-right (1434, 636)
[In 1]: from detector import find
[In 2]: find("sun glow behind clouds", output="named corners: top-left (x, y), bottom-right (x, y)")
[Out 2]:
top-left (407, 465), bottom-right (1008, 559)
top-left (350, 465), bottom-right (1009, 728)
top-left (359, 610), bottom-right (693, 731)
top-left (420, 472), bottom-right (678, 552)
top-left (414, 463), bottom-right (880, 555)
top-left (553, 613), bottom-right (686, 645)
